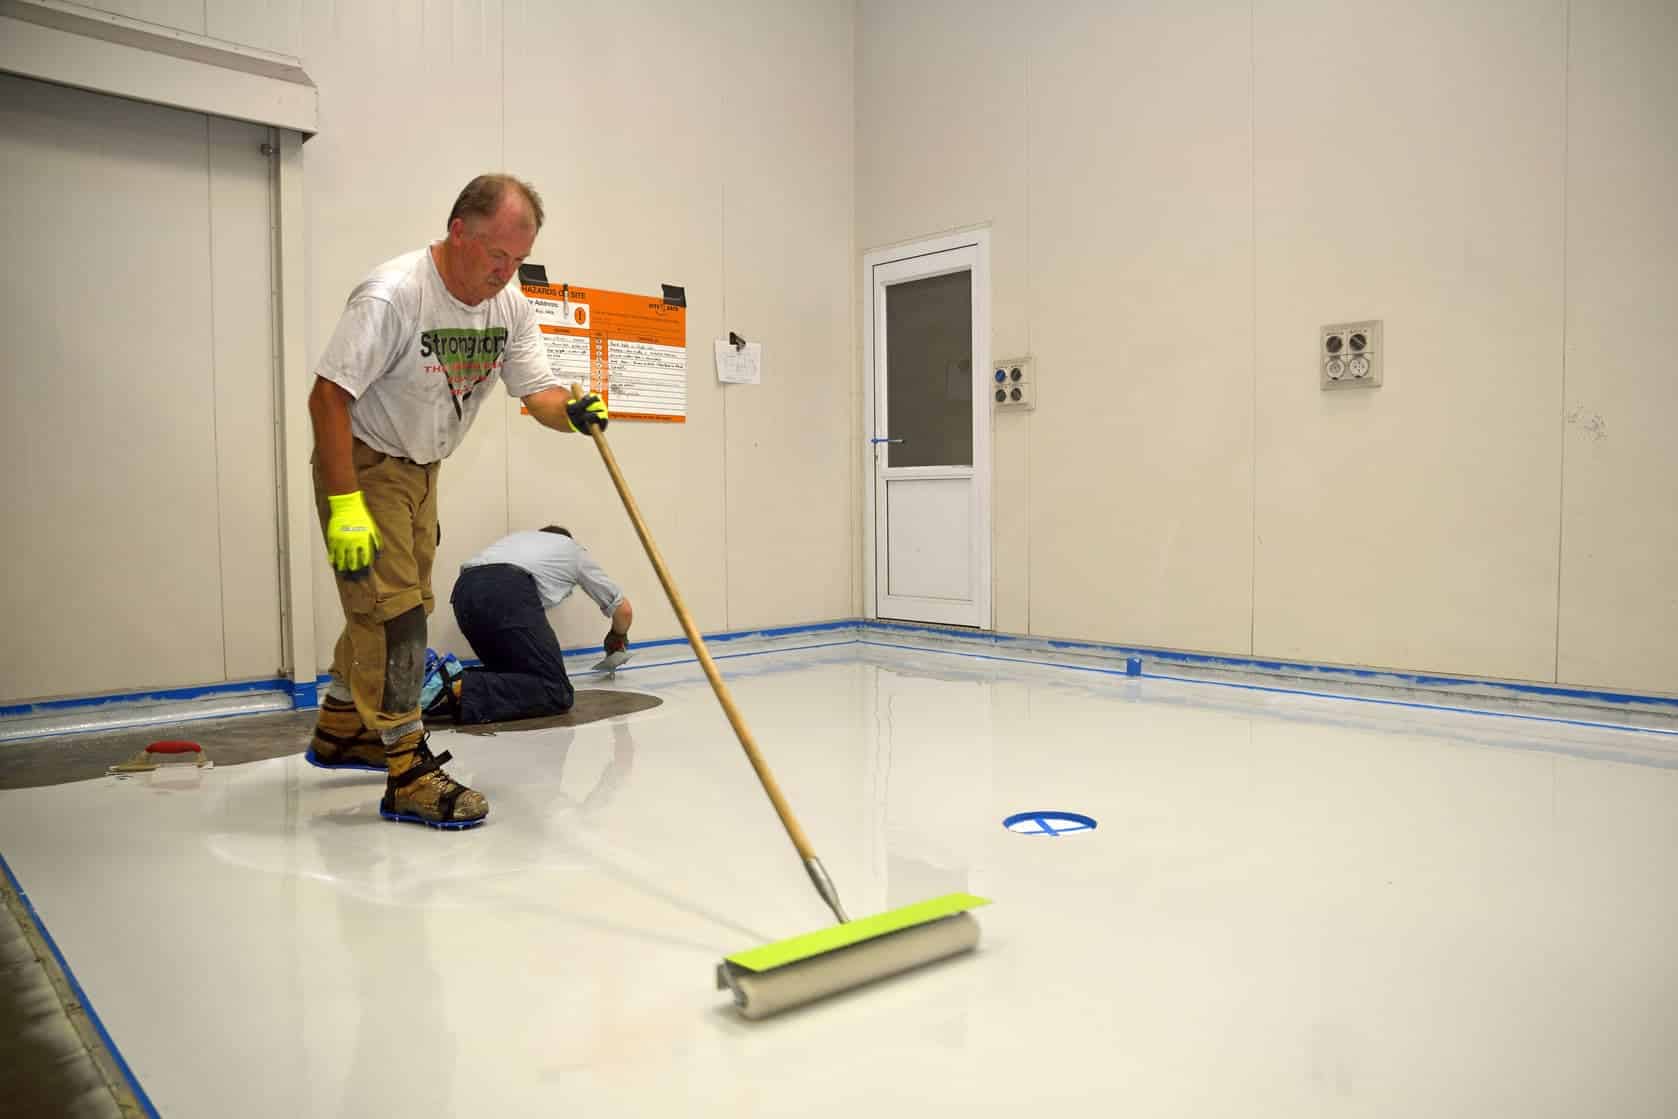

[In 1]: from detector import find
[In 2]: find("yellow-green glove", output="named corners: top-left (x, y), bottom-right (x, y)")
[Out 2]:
top-left (565, 392), bottom-right (609, 433)
top-left (325, 490), bottom-right (382, 574)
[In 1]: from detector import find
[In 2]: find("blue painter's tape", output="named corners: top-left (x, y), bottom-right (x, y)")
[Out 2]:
top-left (0, 677), bottom-right (294, 719)
top-left (574, 640), bottom-right (860, 677)
top-left (2, 623), bottom-right (864, 720)
top-left (291, 678), bottom-right (319, 710)
top-left (13, 617), bottom-right (1676, 732)
top-left (553, 618), bottom-right (860, 659)
top-left (0, 852), bottom-right (161, 1119)
top-left (851, 620), bottom-right (1678, 713)
top-left (855, 637), bottom-right (1678, 741)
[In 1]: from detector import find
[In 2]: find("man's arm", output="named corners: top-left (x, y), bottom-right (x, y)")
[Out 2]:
top-left (522, 387), bottom-right (577, 433)
top-left (523, 385), bottom-right (609, 433)
top-left (308, 376), bottom-right (381, 573)
top-left (604, 598), bottom-right (633, 654)
top-left (308, 377), bottom-right (359, 494)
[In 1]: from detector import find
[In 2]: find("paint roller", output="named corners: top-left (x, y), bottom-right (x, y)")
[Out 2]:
top-left (570, 386), bottom-right (990, 1018)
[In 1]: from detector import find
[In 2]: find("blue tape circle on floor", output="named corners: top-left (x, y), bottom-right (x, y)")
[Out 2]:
top-left (1003, 811), bottom-right (1097, 836)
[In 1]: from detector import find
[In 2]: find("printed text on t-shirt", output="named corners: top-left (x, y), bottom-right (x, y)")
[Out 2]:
top-left (420, 327), bottom-right (509, 418)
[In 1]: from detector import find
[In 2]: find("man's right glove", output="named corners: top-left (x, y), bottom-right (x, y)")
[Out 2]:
top-left (566, 392), bottom-right (609, 433)
top-left (603, 628), bottom-right (629, 655)
top-left (325, 490), bottom-right (382, 575)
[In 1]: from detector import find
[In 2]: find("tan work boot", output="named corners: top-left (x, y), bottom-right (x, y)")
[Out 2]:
top-left (379, 731), bottom-right (488, 829)
top-left (305, 697), bottom-right (387, 773)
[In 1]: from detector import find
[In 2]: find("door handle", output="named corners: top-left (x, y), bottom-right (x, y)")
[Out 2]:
top-left (869, 437), bottom-right (904, 444)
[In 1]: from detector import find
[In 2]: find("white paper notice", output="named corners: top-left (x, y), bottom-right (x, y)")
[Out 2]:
top-left (541, 333), bottom-right (590, 382)
top-left (715, 339), bottom-right (762, 385)
top-left (525, 295), bottom-right (592, 382)
top-left (607, 340), bottom-right (687, 419)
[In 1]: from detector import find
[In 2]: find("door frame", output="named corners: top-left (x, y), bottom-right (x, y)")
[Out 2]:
top-left (861, 228), bottom-right (992, 629)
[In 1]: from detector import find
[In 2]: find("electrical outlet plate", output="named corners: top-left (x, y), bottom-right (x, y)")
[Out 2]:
top-left (992, 356), bottom-right (1035, 410)
top-left (1321, 320), bottom-right (1382, 390)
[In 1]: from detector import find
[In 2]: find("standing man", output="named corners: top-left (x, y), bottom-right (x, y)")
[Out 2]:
top-left (303, 174), bottom-right (609, 830)
top-left (422, 525), bottom-right (634, 725)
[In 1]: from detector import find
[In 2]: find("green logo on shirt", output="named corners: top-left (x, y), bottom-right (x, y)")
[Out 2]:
top-left (420, 327), bottom-right (509, 418)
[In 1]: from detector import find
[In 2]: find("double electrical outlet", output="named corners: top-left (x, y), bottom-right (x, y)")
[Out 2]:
top-left (993, 357), bottom-right (1034, 409)
top-left (1321, 320), bottom-right (1382, 389)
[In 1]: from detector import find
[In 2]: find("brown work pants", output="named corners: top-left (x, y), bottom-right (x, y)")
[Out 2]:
top-left (313, 439), bottom-right (440, 738)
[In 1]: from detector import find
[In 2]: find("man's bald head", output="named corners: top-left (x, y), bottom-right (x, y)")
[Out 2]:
top-left (447, 174), bottom-right (544, 232)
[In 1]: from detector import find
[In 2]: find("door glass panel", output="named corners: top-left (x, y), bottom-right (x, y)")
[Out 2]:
top-left (884, 270), bottom-right (971, 468)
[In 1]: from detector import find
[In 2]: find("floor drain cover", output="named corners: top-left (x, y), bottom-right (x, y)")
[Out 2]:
top-left (1003, 811), bottom-right (1096, 836)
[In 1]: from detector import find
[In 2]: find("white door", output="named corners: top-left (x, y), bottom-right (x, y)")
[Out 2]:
top-left (865, 233), bottom-right (991, 628)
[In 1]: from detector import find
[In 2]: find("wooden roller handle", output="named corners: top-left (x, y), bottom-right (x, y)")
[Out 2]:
top-left (571, 385), bottom-right (817, 863)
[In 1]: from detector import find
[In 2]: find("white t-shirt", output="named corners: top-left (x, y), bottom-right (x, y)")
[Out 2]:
top-left (462, 531), bottom-right (625, 615)
top-left (313, 244), bottom-right (559, 464)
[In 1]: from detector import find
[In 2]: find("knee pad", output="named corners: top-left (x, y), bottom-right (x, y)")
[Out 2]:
top-left (381, 605), bottom-right (428, 713)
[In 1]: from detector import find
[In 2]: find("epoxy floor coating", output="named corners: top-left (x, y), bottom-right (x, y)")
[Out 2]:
top-left (2, 642), bottom-right (1676, 1118)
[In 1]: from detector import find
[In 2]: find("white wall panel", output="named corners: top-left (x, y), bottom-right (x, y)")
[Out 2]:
top-left (718, 0), bottom-right (854, 631)
top-left (206, 0), bottom-right (303, 57)
top-left (208, 114), bottom-right (284, 680)
top-left (0, 75), bottom-right (224, 700)
top-left (1252, 0), bottom-right (1567, 681)
top-left (1027, 0), bottom-right (1254, 655)
top-left (81, 0), bottom-right (205, 34)
top-left (1557, 0), bottom-right (1678, 694)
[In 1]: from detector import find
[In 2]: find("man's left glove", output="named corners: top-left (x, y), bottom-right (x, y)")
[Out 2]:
top-left (603, 629), bottom-right (628, 655)
top-left (566, 393), bottom-right (609, 433)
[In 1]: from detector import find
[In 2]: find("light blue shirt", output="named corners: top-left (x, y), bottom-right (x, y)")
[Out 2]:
top-left (461, 531), bottom-right (625, 615)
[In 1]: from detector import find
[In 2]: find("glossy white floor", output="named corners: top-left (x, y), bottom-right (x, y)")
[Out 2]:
top-left (3, 638), bottom-right (1677, 1118)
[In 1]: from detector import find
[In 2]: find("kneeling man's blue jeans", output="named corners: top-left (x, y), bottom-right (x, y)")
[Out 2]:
top-left (450, 564), bottom-right (575, 724)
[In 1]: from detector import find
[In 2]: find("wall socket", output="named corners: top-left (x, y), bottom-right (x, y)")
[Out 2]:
top-left (1321, 320), bottom-right (1382, 389)
top-left (992, 356), bottom-right (1034, 410)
